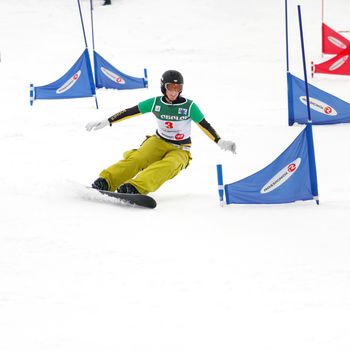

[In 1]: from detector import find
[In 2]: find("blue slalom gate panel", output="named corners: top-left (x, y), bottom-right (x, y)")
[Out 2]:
top-left (32, 49), bottom-right (96, 102)
top-left (94, 51), bottom-right (147, 90)
top-left (287, 72), bottom-right (350, 125)
top-left (224, 124), bottom-right (319, 204)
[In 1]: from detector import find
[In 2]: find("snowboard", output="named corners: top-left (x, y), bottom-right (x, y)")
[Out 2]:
top-left (91, 188), bottom-right (157, 209)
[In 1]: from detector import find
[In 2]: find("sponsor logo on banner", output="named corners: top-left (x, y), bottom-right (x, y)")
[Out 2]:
top-left (299, 96), bottom-right (337, 116)
top-left (56, 70), bottom-right (81, 94)
top-left (260, 158), bottom-right (301, 194)
top-left (101, 67), bottom-right (126, 84)
top-left (328, 36), bottom-right (347, 49)
top-left (329, 55), bottom-right (349, 71)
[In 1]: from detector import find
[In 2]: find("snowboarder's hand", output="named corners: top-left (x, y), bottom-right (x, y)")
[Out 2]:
top-left (85, 119), bottom-right (110, 131)
top-left (218, 139), bottom-right (236, 154)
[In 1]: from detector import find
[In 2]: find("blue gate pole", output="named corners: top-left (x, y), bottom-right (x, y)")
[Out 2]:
top-left (298, 5), bottom-right (320, 204)
top-left (285, 0), bottom-right (290, 72)
top-left (90, 0), bottom-right (96, 51)
top-left (77, 0), bottom-right (88, 48)
top-left (298, 5), bottom-right (312, 123)
top-left (144, 68), bottom-right (148, 88)
top-left (30, 84), bottom-right (35, 106)
top-left (216, 164), bottom-right (225, 206)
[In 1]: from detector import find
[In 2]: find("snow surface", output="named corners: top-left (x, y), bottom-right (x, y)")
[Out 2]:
top-left (1, 0), bottom-right (350, 349)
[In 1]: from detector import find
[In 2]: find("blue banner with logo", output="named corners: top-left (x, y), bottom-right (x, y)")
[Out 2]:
top-left (224, 124), bottom-right (319, 204)
top-left (94, 51), bottom-right (147, 90)
top-left (33, 49), bottom-right (96, 101)
top-left (288, 72), bottom-right (350, 125)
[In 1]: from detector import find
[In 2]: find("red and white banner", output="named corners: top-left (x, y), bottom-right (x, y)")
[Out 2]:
top-left (322, 22), bottom-right (350, 55)
top-left (313, 44), bottom-right (350, 76)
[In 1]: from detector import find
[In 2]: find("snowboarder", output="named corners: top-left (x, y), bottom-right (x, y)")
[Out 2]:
top-left (85, 70), bottom-right (236, 195)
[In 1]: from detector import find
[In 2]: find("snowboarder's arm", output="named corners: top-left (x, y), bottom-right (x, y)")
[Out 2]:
top-left (85, 98), bottom-right (155, 132)
top-left (107, 97), bottom-right (156, 124)
top-left (190, 103), bottom-right (236, 153)
top-left (189, 102), bottom-right (220, 142)
top-left (197, 118), bottom-right (236, 153)
top-left (197, 118), bottom-right (221, 143)
top-left (108, 105), bottom-right (141, 124)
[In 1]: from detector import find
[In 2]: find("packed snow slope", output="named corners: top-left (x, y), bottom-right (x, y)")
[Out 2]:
top-left (1, 0), bottom-right (350, 349)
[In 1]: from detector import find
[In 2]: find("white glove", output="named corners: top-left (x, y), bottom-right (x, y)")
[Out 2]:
top-left (218, 139), bottom-right (236, 154)
top-left (85, 119), bottom-right (110, 131)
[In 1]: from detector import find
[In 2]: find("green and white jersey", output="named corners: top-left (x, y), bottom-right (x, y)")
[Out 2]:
top-left (138, 96), bottom-right (204, 145)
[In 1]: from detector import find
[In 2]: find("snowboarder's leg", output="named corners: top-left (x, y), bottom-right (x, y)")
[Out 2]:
top-left (98, 136), bottom-right (166, 192)
top-left (128, 147), bottom-right (191, 194)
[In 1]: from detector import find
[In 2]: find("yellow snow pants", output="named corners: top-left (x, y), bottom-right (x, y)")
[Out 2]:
top-left (99, 135), bottom-right (191, 194)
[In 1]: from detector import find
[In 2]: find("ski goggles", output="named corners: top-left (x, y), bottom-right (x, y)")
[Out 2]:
top-left (165, 83), bottom-right (183, 93)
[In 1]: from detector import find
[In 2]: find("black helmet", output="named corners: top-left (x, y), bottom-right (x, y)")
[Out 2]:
top-left (160, 70), bottom-right (184, 94)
